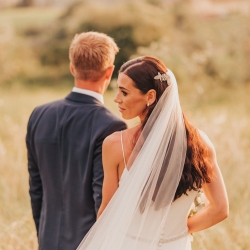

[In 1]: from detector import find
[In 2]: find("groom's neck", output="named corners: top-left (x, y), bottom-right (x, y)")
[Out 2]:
top-left (74, 78), bottom-right (107, 95)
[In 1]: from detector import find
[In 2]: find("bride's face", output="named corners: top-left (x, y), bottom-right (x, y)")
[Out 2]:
top-left (114, 73), bottom-right (148, 120)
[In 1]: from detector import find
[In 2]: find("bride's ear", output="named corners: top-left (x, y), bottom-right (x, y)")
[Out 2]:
top-left (146, 89), bottom-right (156, 106)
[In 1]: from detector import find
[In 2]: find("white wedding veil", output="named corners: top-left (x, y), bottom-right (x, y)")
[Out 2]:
top-left (77, 70), bottom-right (187, 250)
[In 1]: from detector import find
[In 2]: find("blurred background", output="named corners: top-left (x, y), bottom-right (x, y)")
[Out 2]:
top-left (0, 0), bottom-right (249, 249)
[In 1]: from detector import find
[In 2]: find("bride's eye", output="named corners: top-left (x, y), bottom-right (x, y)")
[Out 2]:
top-left (122, 91), bottom-right (127, 96)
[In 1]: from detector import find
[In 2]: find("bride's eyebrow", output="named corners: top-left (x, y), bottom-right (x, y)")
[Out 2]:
top-left (119, 86), bottom-right (130, 92)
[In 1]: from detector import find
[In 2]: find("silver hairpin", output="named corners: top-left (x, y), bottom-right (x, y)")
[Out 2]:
top-left (154, 72), bottom-right (169, 82)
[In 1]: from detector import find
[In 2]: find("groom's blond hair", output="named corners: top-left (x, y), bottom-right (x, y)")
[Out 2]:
top-left (69, 31), bottom-right (119, 81)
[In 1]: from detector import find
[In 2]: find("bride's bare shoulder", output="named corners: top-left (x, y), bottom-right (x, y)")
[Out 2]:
top-left (103, 126), bottom-right (139, 150)
top-left (197, 129), bottom-right (216, 156)
top-left (103, 131), bottom-right (121, 149)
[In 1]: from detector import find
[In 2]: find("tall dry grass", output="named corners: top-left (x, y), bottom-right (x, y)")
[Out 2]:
top-left (0, 84), bottom-right (68, 249)
top-left (0, 82), bottom-right (249, 249)
top-left (182, 85), bottom-right (250, 249)
top-left (1, 2), bottom-right (250, 249)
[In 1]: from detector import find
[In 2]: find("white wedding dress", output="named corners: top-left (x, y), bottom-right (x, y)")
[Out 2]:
top-left (119, 169), bottom-right (196, 250)
top-left (118, 132), bottom-right (197, 250)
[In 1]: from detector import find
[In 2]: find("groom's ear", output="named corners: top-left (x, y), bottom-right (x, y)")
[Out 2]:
top-left (69, 63), bottom-right (75, 76)
top-left (147, 89), bottom-right (156, 105)
top-left (104, 65), bottom-right (115, 80)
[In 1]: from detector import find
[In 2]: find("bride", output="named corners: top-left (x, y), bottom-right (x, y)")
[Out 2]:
top-left (77, 56), bottom-right (229, 249)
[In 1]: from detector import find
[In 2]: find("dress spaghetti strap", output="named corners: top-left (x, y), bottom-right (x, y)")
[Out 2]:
top-left (120, 131), bottom-right (127, 169)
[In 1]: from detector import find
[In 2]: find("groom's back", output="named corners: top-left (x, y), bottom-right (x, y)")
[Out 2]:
top-left (27, 93), bottom-right (126, 249)
top-left (26, 31), bottom-right (126, 250)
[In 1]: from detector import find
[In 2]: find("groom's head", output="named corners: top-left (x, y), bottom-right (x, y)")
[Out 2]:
top-left (69, 31), bottom-right (119, 82)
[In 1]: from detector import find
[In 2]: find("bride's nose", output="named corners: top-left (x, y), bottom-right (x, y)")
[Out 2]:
top-left (114, 93), bottom-right (122, 103)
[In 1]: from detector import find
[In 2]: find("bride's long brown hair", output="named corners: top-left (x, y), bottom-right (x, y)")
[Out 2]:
top-left (119, 56), bottom-right (211, 201)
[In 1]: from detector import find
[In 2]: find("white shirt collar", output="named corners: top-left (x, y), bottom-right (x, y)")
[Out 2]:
top-left (72, 87), bottom-right (104, 104)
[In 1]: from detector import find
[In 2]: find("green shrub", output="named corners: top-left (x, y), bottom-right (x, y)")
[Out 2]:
top-left (1, 0), bottom-right (250, 87)
top-left (34, 1), bottom-right (169, 80)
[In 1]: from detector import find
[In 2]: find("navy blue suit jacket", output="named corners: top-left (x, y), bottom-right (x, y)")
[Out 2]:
top-left (26, 92), bottom-right (127, 250)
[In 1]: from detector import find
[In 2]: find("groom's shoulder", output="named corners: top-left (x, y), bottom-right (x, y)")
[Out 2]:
top-left (92, 106), bottom-right (126, 132)
top-left (30, 99), bottom-right (65, 116)
top-left (29, 98), bottom-right (126, 127)
top-left (98, 105), bottom-right (123, 122)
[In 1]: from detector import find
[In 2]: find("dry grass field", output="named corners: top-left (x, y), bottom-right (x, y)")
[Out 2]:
top-left (0, 1), bottom-right (250, 249)
top-left (0, 81), bottom-right (249, 249)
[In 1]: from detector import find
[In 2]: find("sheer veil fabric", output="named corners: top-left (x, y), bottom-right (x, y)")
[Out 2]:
top-left (77, 70), bottom-right (187, 250)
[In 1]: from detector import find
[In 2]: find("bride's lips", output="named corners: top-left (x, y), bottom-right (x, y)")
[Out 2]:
top-left (118, 106), bottom-right (125, 112)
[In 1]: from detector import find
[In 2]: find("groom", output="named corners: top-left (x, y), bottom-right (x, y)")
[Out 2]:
top-left (26, 31), bottom-right (127, 250)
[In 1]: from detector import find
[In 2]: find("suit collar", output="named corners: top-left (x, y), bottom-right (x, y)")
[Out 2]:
top-left (72, 87), bottom-right (104, 104)
top-left (65, 92), bottom-right (103, 105)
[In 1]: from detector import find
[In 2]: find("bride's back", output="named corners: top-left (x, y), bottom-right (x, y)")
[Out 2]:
top-left (117, 128), bottom-right (197, 242)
